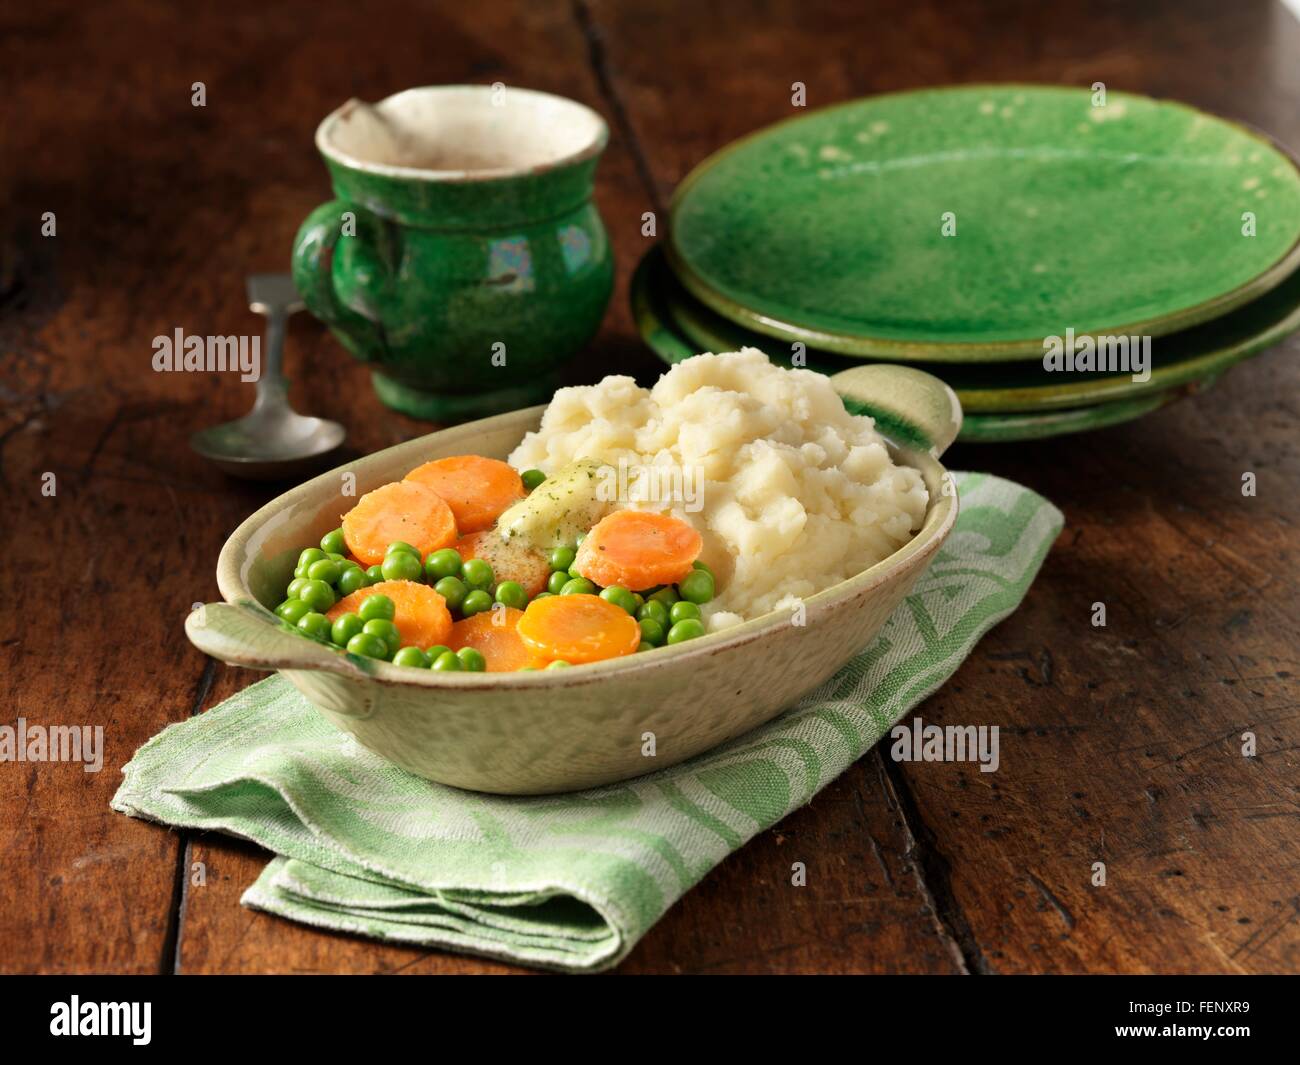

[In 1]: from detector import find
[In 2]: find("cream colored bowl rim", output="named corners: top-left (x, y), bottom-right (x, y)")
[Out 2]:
top-left (214, 404), bottom-right (959, 689)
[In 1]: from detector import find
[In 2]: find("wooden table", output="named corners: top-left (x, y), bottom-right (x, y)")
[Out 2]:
top-left (3, 0), bottom-right (1298, 975)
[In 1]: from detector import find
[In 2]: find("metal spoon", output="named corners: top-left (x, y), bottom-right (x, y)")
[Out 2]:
top-left (191, 274), bottom-right (346, 480)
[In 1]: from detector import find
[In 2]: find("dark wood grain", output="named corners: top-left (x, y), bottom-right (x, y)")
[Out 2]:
top-left (1, 0), bottom-right (1296, 974)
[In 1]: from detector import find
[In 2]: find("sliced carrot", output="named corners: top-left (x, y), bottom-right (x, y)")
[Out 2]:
top-left (516, 594), bottom-right (641, 665)
top-left (573, 510), bottom-right (703, 591)
top-left (456, 530), bottom-right (550, 598)
top-left (404, 455), bottom-right (525, 534)
top-left (447, 608), bottom-right (534, 672)
top-left (341, 481), bottom-right (457, 566)
top-left (327, 580), bottom-right (452, 649)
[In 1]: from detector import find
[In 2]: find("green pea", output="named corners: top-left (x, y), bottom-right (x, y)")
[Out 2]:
top-left (307, 558), bottom-right (342, 585)
top-left (297, 547), bottom-right (326, 570)
top-left (678, 569), bottom-right (715, 604)
top-left (346, 632), bottom-right (389, 659)
top-left (600, 585), bottom-right (638, 614)
top-left (431, 651), bottom-right (461, 672)
top-left (337, 567), bottom-right (367, 596)
top-left (632, 592), bottom-right (645, 608)
top-left (545, 660), bottom-right (572, 670)
top-left (330, 612), bottom-right (365, 646)
top-left (276, 598), bottom-right (312, 624)
top-left (457, 647), bottom-right (487, 672)
top-left (393, 646), bottom-right (430, 669)
top-left (666, 618), bottom-right (706, 644)
top-left (381, 551), bottom-right (423, 582)
top-left (434, 576), bottom-right (467, 611)
top-left (546, 570), bottom-right (570, 595)
top-left (495, 581), bottom-right (528, 610)
top-left (548, 546), bottom-right (576, 572)
top-left (692, 559), bottom-right (713, 575)
top-left (365, 565), bottom-right (385, 583)
top-left (286, 576), bottom-right (309, 599)
top-left (669, 600), bottom-right (702, 624)
top-left (637, 599), bottom-right (669, 626)
top-left (294, 563), bottom-right (310, 580)
top-left (297, 611), bottom-right (333, 641)
top-left (574, 531), bottom-right (587, 547)
top-left (636, 641), bottom-right (655, 652)
top-left (638, 617), bottom-right (666, 645)
top-left (298, 579), bottom-right (335, 613)
top-left (521, 468), bottom-right (547, 491)
top-left (425, 644), bottom-right (452, 662)
top-left (560, 577), bottom-right (595, 596)
top-left (320, 528), bottom-right (347, 556)
top-left (424, 547), bottom-right (463, 581)
top-left (461, 558), bottom-right (494, 590)
top-left (648, 585), bottom-right (679, 606)
top-left (362, 618), bottom-right (401, 656)
top-left (326, 552), bottom-right (346, 564)
top-left (532, 591), bottom-right (554, 600)
top-left (358, 594), bottom-right (395, 622)
top-left (462, 589), bottom-right (493, 617)
top-left (386, 541), bottom-right (421, 558)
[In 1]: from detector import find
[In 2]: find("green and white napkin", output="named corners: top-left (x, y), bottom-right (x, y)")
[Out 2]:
top-left (113, 472), bottom-right (1062, 972)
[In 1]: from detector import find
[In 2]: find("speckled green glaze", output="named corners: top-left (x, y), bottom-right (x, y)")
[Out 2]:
top-left (634, 245), bottom-right (1300, 413)
top-left (629, 249), bottom-right (1255, 443)
top-left (293, 87), bottom-right (614, 421)
top-left (954, 391), bottom-right (1184, 441)
top-left (668, 85), bottom-right (1300, 361)
top-left (184, 400), bottom-right (957, 794)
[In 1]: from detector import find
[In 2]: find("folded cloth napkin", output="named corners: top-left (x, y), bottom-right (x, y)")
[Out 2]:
top-left (113, 472), bottom-right (1062, 972)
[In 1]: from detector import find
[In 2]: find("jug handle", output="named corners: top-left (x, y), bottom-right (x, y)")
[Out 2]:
top-left (291, 199), bottom-right (389, 361)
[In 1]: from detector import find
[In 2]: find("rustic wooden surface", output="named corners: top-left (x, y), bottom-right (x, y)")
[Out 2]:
top-left (2, 0), bottom-right (1297, 974)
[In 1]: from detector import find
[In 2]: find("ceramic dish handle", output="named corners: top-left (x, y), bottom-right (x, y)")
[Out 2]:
top-left (830, 364), bottom-right (963, 456)
top-left (185, 601), bottom-right (366, 678)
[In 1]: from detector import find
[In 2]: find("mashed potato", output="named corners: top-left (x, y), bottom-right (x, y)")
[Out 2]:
top-left (508, 349), bottom-right (928, 630)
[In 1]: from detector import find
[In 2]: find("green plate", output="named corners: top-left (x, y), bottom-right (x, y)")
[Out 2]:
top-left (631, 249), bottom-right (1249, 442)
top-left (954, 393), bottom-right (1181, 441)
top-left (640, 245), bottom-right (1300, 412)
top-left (668, 85), bottom-right (1300, 361)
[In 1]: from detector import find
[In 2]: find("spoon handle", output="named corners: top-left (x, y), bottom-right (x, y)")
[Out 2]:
top-left (264, 306), bottom-right (288, 380)
top-left (252, 305), bottom-right (290, 410)
top-left (246, 272), bottom-right (303, 411)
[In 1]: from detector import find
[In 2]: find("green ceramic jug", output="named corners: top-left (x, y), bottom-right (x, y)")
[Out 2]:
top-left (292, 86), bottom-right (614, 421)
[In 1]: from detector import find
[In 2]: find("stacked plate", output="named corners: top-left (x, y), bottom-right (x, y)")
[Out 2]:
top-left (633, 86), bottom-right (1300, 441)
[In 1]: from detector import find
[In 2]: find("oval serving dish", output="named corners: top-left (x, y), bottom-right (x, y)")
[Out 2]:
top-left (186, 366), bottom-right (961, 794)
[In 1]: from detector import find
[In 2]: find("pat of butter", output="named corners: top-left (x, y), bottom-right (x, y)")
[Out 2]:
top-left (497, 458), bottom-right (614, 551)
